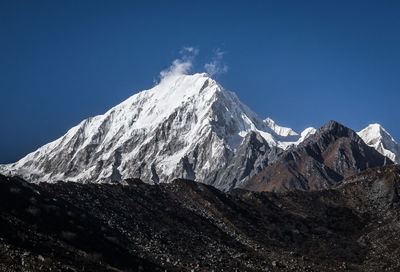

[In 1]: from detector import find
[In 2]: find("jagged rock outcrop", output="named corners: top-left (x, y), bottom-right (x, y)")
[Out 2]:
top-left (242, 121), bottom-right (392, 192)
top-left (207, 131), bottom-right (282, 190)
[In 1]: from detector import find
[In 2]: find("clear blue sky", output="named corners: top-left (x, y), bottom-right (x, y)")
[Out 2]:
top-left (1, 0), bottom-right (400, 163)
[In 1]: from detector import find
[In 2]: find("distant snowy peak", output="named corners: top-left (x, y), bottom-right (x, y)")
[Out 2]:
top-left (264, 118), bottom-right (298, 137)
top-left (263, 117), bottom-right (316, 149)
top-left (358, 124), bottom-right (400, 163)
top-left (298, 127), bottom-right (317, 142)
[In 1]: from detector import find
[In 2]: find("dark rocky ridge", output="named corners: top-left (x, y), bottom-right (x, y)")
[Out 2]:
top-left (210, 131), bottom-right (282, 190)
top-left (242, 121), bottom-right (392, 192)
top-left (1, 164), bottom-right (400, 271)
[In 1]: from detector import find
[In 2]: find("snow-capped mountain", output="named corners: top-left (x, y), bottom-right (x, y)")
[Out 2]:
top-left (0, 73), bottom-right (312, 190)
top-left (358, 124), bottom-right (400, 163)
top-left (263, 117), bottom-right (316, 149)
top-left (264, 118), bottom-right (298, 137)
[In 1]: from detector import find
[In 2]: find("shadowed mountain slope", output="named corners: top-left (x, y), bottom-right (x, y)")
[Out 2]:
top-left (242, 121), bottom-right (392, 192)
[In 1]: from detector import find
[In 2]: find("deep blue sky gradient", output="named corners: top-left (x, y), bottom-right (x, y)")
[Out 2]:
top-left (1, 0), bottom-right (400, 163)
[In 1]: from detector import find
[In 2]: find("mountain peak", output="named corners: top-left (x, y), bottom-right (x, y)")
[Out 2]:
top-left (263, 118), bottom-right (298, 137)
top-left (0, 73), bottom-right (307, 187)
top-left (322, 120), bottom-right (346, 130)
top-left (358, 123), bottom-right (400, 163)
top-left (360, 123), bottom-right (388, 136)
top-left (315, 120), bottom-right (357, 139)
top-left (301, 127), bottom-right (317, 137)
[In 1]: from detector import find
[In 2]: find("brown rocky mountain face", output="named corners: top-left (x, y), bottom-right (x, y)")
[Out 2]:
top-left (242, 120), bottom-right (392, 192)
top-left (1, 164), bottom-right (400, 271)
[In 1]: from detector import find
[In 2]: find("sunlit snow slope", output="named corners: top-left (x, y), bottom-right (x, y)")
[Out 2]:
top-left (358, 124), bottom-right (400, 163)
top-left (0, 73), bottom-right (313, 190)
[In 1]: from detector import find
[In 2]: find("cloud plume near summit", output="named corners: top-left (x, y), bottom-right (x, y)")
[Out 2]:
top-left (159, 47), bottom-right (228, 82)
top-left (204, 48), bottom-right (228, 77)
top-left (159, 47), bottom-right (198, 80)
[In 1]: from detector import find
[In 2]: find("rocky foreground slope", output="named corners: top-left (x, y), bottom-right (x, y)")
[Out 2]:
top-left (1, 164), bottom-right (399, 271)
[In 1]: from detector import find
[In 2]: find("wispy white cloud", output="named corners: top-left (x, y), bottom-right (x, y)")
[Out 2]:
top-left (204, 48), bottom-right (228, 77)
top-left (157, 47), bottom-right (228, 83)
top-left (159, 47), bottom-right (199, 80)
top-left (180, 47), bottom-right (199, 55)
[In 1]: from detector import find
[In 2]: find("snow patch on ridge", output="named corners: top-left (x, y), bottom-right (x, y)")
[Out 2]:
top-left (263, 118), bottom-right (316, 149)
top-left (264, 118), bottom-right (298, 137)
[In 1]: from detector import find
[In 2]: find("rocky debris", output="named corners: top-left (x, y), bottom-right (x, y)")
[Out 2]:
top-left (242, 121), bottom-right (392, 192)
top-left (1, 165), bottom-right (400, 271)
top-left (0, 175), bottom-right (163, 272)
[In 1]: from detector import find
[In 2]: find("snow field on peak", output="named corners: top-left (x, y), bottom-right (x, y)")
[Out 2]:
top-left (358, 124), bottom-right (400, 163)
